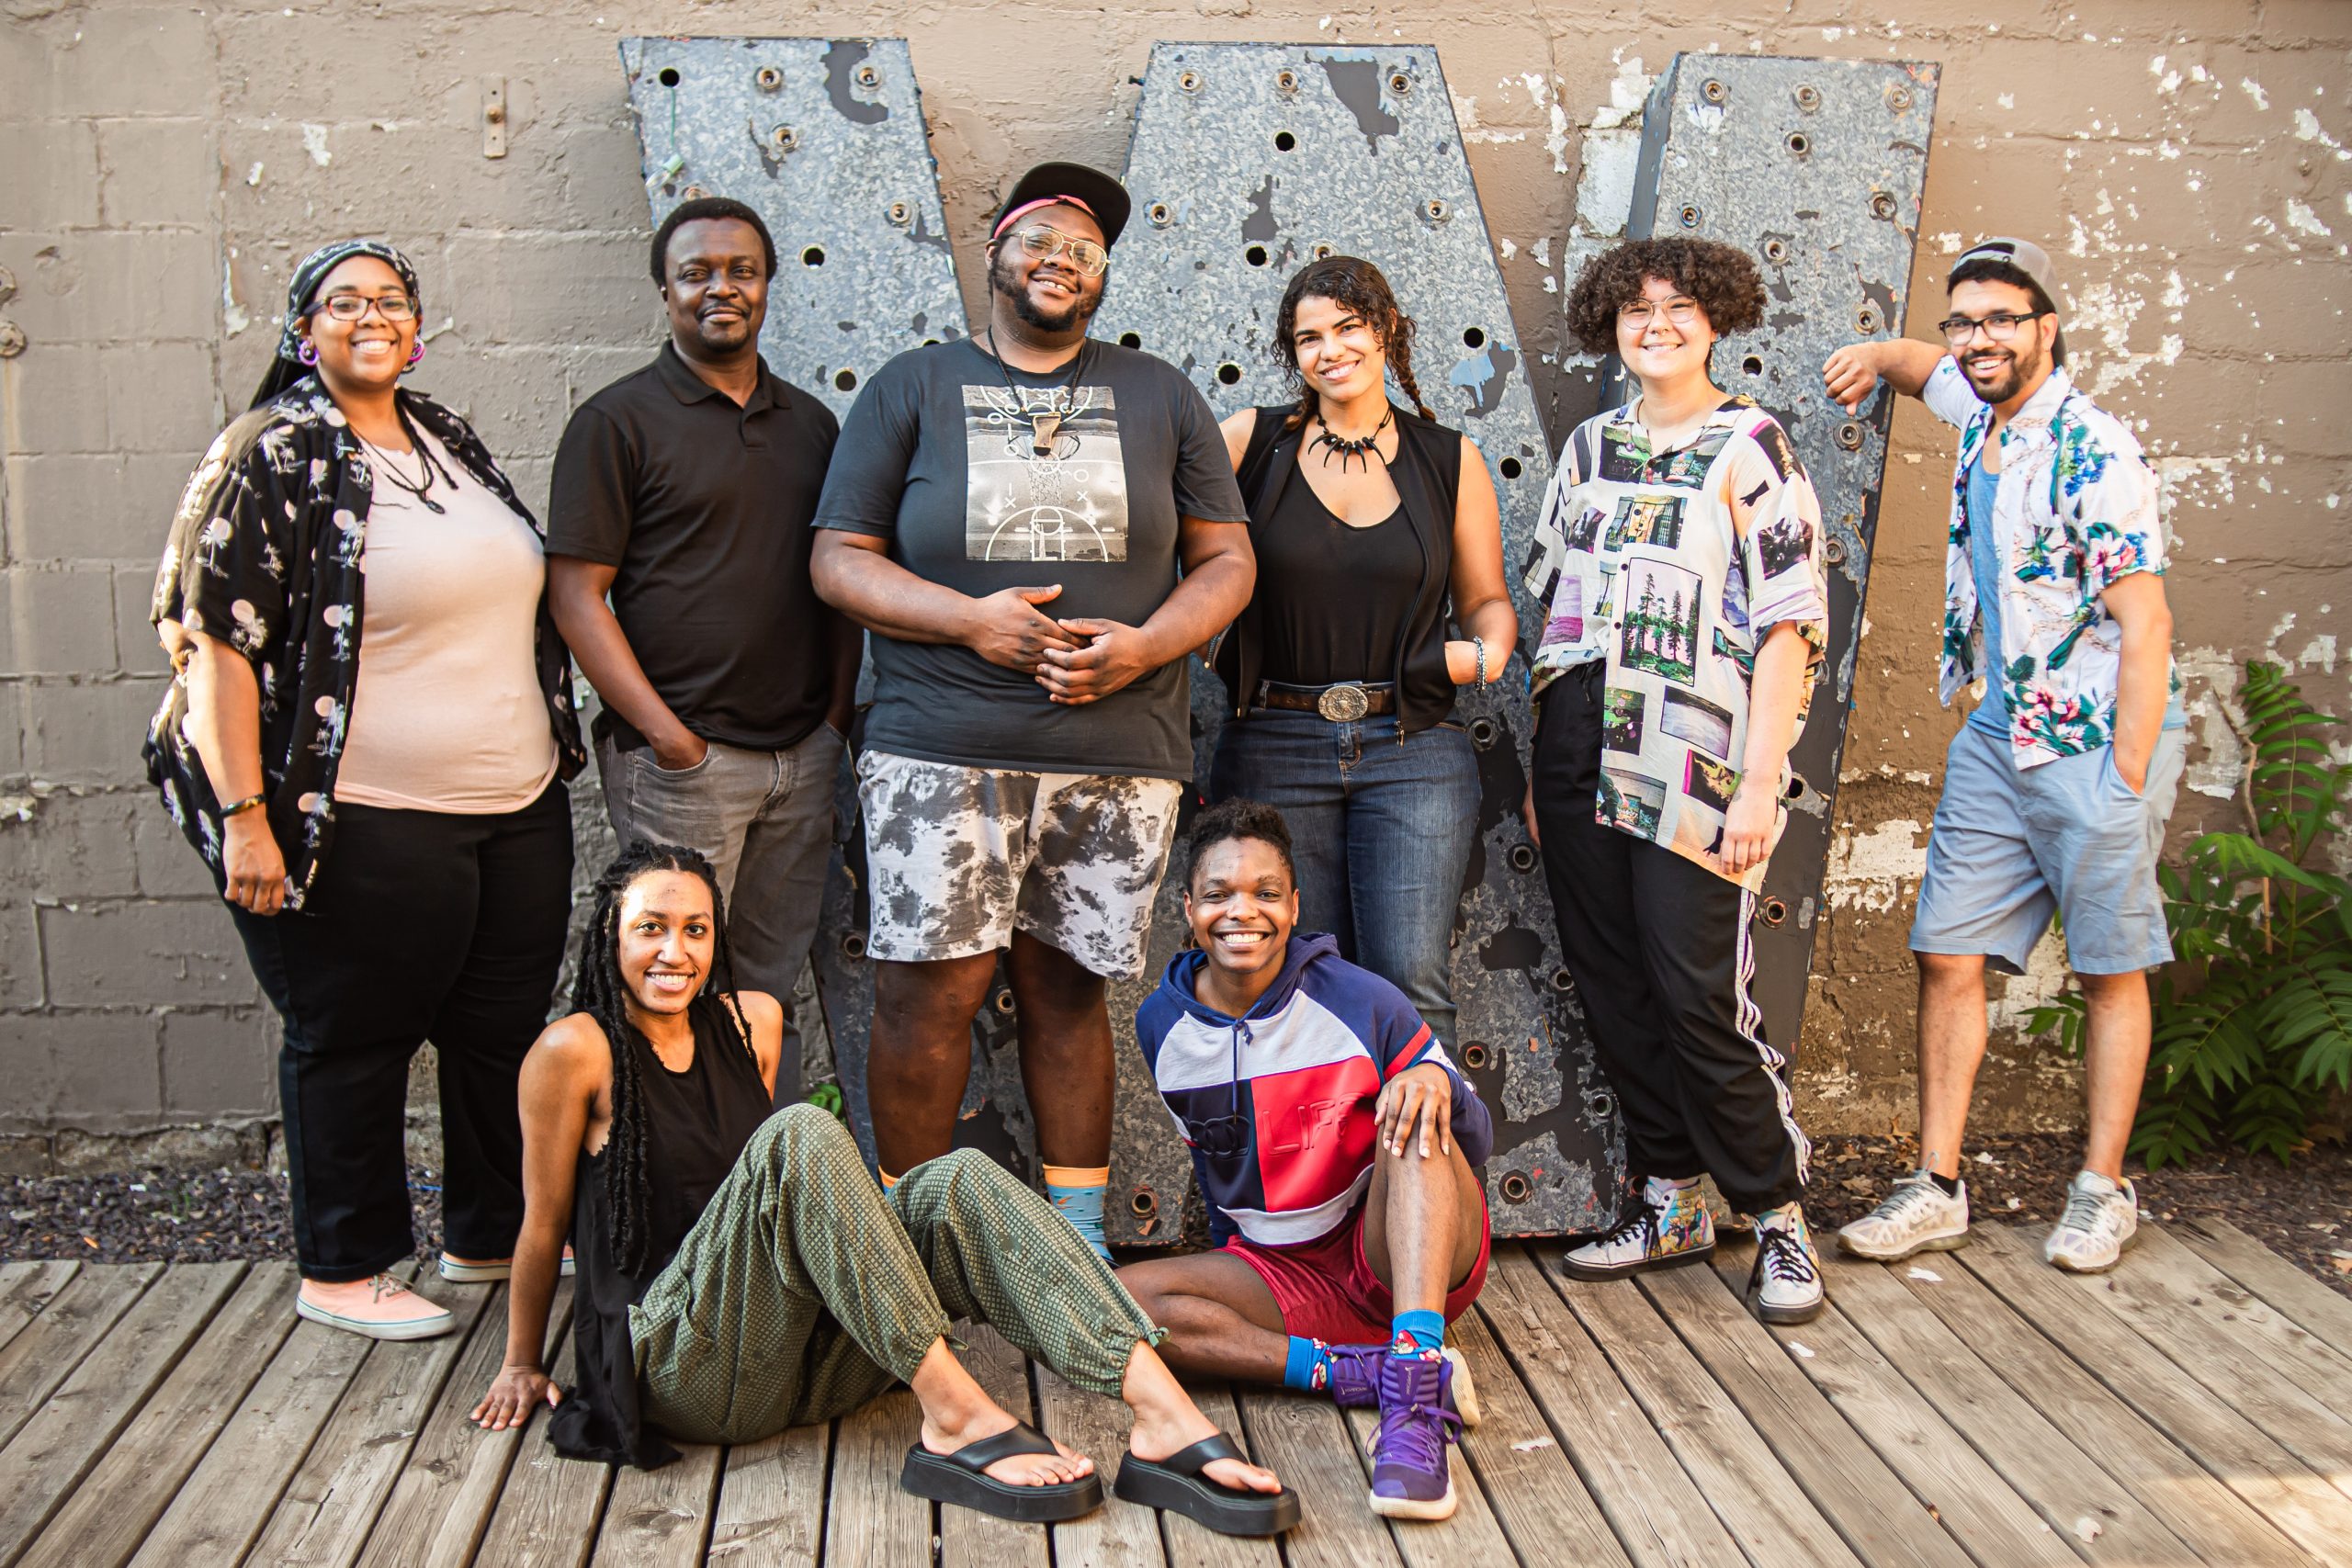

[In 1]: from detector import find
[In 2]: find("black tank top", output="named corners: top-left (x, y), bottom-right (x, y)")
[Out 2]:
top-left (1255, 473), bottom-right (1419, 688)
top-left (548, 997), bottom-right (772, 1467)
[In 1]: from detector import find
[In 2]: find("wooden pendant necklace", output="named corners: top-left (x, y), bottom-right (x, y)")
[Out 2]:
top-left (985, 329), bottom-right (1091, 457)
top-left (359, 406), bottom-right (458, 514)
top-left (1310, 406), bottom-right (1393, 472)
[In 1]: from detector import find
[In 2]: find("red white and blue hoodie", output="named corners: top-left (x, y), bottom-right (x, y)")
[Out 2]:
top-left (1136, 932), bottom-right (1495, 1248)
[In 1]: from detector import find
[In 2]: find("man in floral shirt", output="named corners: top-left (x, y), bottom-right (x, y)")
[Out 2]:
top-left (1820, 238), bottom-right (2182, 1274)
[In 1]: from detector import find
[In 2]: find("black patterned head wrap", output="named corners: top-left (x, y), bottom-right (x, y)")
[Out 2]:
top-left (247, 239), bottom-right (424, 411)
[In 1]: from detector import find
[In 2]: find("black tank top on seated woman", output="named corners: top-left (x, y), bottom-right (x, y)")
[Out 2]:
top-left (549, 996), bottom-right (771, 1467)
top-left (1255, 475), bottom-right (1420, 688)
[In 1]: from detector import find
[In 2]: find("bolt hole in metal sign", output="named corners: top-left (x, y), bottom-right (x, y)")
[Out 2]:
top-left (623, 39), bottom-right (1935, 1242)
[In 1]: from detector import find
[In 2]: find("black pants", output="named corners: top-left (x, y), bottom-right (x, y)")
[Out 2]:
top-left (232, 784), bottom-right (574, 1280)
top-left (1532, 668), bottom-right (1807, 1215)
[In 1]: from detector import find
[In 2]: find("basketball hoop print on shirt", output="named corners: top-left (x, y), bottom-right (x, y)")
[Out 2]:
top-left (963, 385), bottom-right (1130, 562)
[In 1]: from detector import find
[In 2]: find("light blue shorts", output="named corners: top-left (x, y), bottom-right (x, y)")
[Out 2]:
top-left (1908, 724), bottom-right (2185, 976)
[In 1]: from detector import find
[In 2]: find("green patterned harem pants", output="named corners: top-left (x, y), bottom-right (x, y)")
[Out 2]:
top-left (629, 1102), bottom-right (1162, 1444)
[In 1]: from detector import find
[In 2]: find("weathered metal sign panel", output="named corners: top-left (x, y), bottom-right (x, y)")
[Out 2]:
top-left (1620, 53), bottom-right (1939, 1049)
top-left (1090, 42), bottom-right (1615, 1240)
top-left (622, 36), bottom-right (965, 419)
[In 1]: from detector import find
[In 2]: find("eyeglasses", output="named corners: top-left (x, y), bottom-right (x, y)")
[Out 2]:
top-left (1619, 299), bottom-right (1702, 329)
top-left (1937, 310), bottom-right (2048, 345)
top-left (310, 293), bottom-right (419, 323)
top-left (1004, 225), bottom-right (1110, 278)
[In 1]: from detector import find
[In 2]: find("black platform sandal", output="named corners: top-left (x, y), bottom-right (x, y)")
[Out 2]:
top-left (899, 1422), bottom-right (1103, 1522)
top-left (1112, 1433), bottom-right (1302, 1537)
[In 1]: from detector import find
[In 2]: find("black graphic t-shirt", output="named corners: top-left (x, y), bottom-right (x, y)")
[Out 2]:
top-left (816, 338), bottom-right (1246, 779)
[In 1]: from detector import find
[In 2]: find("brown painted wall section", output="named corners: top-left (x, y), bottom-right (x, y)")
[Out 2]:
top-left (1, 1), bottom-right (2346, 1168)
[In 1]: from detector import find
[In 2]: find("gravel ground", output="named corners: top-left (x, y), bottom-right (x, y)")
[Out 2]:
top-left (5, 1134), bottom-right (2346, 1299)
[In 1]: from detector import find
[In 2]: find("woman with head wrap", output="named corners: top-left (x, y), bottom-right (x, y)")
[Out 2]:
top-left (148, 240), bottom-right (587, 1338)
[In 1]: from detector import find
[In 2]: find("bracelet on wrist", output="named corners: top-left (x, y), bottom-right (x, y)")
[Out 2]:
top-left (220, 792), bottom-right (266, 818)
top-left (1473, 636), bottom-right (1488, 687)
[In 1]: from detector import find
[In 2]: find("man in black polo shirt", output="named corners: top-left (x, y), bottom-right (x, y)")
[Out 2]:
top-left (549, 197), bottom-right (858, 1099)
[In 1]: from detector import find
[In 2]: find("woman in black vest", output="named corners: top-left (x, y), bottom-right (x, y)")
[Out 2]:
top-left (1209, 257), bottom-right (1516, 1046)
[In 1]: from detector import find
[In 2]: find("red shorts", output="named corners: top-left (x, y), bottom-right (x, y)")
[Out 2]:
top-left (1222, 1196), bottom-right (1492, 1346)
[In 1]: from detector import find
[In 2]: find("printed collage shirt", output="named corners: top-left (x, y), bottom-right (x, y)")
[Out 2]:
top-left (1135, 933), bottom-right (1496, 1249)
top-left (1522, 396), bottom-right (1829, 890)
top-left (1923, 359), bottom-right (2174, 768)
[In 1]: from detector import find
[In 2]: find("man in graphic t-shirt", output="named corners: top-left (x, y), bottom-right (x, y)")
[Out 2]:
top-left (811, 162), bottom-right (1255, 1256)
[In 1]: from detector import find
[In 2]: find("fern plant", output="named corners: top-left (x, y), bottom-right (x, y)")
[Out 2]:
top-left (2025, 661), bottom-right (2352, 1167)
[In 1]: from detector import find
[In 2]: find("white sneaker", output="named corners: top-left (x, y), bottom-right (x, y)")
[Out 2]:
top-left (1747, 1205), bottom-right (1826, 1325)
top-left (1837, 1170), bottom-right (1970, 1261)
top-left (1560, 1177), bottom-right (1715, 1280)
top-left (2045, 1169), bottom-right (2138, 1272)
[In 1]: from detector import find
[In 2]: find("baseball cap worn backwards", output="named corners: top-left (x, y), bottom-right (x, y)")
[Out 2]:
top-left (993, 161), bottom-right (1132, 248)
top-left (1951, 235), bottom-right (2066, 366)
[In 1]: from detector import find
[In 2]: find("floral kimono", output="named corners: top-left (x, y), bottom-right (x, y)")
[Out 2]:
top-left (1524, 396), bottom-right (1829, 890)
top-left (1922, 359), bottom-right (2173, 767)
top-left (145, 379), bottom-right (586, 911)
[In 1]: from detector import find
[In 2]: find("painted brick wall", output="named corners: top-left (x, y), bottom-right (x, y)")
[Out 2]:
top-left (1, 0), bottom-right (2346, 1168)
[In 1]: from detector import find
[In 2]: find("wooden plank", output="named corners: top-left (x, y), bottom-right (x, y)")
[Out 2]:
top-left (939, 1326), bottom-right (1048, 1568)
top-left (20, 1262), bottom-right (296, 1568)
top-left (1233, 1389), bottom-right (1398, 1568)
top-left (2120, 1226), bottom-right (2352, 1406)
top-left (589, 1441), bottom-right (720, 1567)
top-left (1702, 1248), bottom-right (2079, 1568)
top-left (128, 1268), bottom-right (401, 1568)
top-left (707, 1423), bottom-right (828, 1566)
top-left (0, 1265), bottom-right (78, 1359)
top-left (1637, 1260), bottom-right (1976, 1568)
top-left (1340, 1382), bottom-right (1521, 1565)
top-left (1035, 1366), bottom-right (1166, 1568)
top-left (2054, 1225), bottom-right (2352, 1495)
top-left (1963, 1224), bottom-right (2352, 1563)
top-left (1820, 1248), bottom-right (2198, 1563)
top-left (1480, 1250), bottom-right (1744, 1568)
top-left (2170, 1217), bottom-right (2352, 1362)
top-left (471, 1323), bottom-right (613, 1568)
top-left (1894, 1236), bottom-right (2313, 1565)
top-left (822, 1386), bottom-right (929, 1568)
top-left (1544, 1258), bottom-right (1864, 1568)
top-left (238, 1280), bottom-right (496, 1567)
top-left (1159, 1382), bottom-right (1281, 1568)
top-left (0, 1261), bottom-right (243, 1564)
top-left (354, 1282), bottom-right (576, 1568)
top-left (1445, 1304), bottom-right (1631, 1568)
top-left (0, 1264), bottom-right (161, 1451)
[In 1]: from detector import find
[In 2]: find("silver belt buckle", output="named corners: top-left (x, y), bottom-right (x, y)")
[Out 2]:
top-left (1316, 682), bottom-right (1370, 723)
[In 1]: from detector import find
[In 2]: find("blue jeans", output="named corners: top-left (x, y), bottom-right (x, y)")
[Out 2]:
top-left (1208, 709), bottom-right (1479, 1043)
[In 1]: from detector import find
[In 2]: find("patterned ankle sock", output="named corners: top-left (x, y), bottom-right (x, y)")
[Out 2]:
top-left (1043, 1164), bottom-right (1112, 1263)
top-left (1643, 1174), bottom-right (1701, 1206)
top-left (1283, 1336), bottom-right (1334, 1391)
top-left (877, 1167), bottom-right (900, 1190)
top-left (1390, 1309), bottom-right (1445, 1358)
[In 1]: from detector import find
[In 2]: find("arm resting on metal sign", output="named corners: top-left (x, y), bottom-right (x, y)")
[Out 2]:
top-left (1039, 516), bottom-right (1258, 707)
top-left (178, 629), bottom-right (288, 916)
top-left (808, 527), bottom-right (1083, 671)
top-left (1821, 337), bottom-right (1947, 412)
top-left (2101, 572), bottom-right (2174, 795)
top-left (1443, 434), bottom-right (1519, 684)
top-left (547, 555), bottom-right (705, 772)
top-left (1721, 622), bottom-right (1813, 877)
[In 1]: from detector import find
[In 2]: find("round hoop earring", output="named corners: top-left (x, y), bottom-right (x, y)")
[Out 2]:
top-left (297, 341), bottom-right (319, 367)
top-left (403, 341), bottom-right (424, 373)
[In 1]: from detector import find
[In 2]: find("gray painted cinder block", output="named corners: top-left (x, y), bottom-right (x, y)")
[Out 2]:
top-left (0, 231), bottom-right (217, 346)
top-left (3, 566), bottom-right (121, 677)
top-left (24, 678), bottom-right (169, 785)
top-left (26, 792), bottom-right (142, 901)
top-left (104, 342), bottom-right (224, 456)
top-left (2, 348), bottom-right (116, 458)
top-left (113, 566), bottom-right (173, 676)
top-left (6, 452), bottom-right (197, 563)
top-left (0, 898), bottom-right (42, 1009)
top-left (131, 798), bottom-right (218, 898)
top-left (38, 897), bottom-right (255, 1010)
top-left (0, 1008), bottom-right (165, 1131)
top-left (0, 121), bottom-right (102, 231)
top-left (159, 1005), bottom-right (276, 1118)
top-left (43, 6), bottom-right (217, 120)
top-left (96, 118), bottom-right (220, 230)
top-left (441, 232), bottom-right (650, 348)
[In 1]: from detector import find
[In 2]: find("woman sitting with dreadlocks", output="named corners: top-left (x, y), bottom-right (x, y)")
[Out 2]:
top-left (468, 840), bottom-right (1298, 1536)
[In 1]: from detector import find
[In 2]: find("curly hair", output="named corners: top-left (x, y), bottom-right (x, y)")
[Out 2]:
top-left (1186, 798), bottom-right (1296, 892)
top-left (573, 840), bottom-right (759, 1275)
top-left (1563, 238), bottom-right (1766, 356)
top-left (1269, 255), bottom-right (1436, 432)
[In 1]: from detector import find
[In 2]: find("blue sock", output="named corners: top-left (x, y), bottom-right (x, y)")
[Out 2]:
top-left (1283, 1336), bottom-right (1332, 1392)
top-left (1043, 1164), bottom-right (1112, 1264)
top-left (1391, 1309), bottom-right (1445, 1358)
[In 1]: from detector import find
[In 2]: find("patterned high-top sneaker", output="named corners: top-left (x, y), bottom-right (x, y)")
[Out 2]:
top-left (1747, 1203), bottom-right (1826, 1325)
top-left (1367, 1349), bottom-right (1464, 1521)
top-left (1560, 1176), bottom-right (1715, 1280)
top-left (1321, 1342), bottom-right (1483, 1427)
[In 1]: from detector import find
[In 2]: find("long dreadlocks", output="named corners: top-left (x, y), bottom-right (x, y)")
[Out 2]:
top-left (571, 840), bottom-right (761, 1275)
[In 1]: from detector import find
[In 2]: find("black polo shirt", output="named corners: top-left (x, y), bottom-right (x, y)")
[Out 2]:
top-left (548, 343), bottom-right (840, 751)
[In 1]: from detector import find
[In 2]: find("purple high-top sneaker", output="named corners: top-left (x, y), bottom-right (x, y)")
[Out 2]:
top-left (1321, 1343), bottom-right (1483, 1427)
top-left (1367, 1350), bottom-right (1464, 1520)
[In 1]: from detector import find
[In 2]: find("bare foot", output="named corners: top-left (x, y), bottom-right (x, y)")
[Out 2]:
top-left (921, 1405), bottom-right (1094, 1487)
top-left (1129, 1403), bottom-right (1280, 1494)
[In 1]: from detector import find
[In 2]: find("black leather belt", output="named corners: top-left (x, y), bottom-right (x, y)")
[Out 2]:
top-left (1252, 680), bottom-right (1396, 721)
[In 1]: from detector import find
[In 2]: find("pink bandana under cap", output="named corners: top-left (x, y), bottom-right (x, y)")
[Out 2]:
top-left (992, 195), bottom-right (1098, 241)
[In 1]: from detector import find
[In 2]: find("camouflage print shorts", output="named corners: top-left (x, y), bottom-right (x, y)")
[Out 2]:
top-left (856, 750), bottom-right (1183, 979)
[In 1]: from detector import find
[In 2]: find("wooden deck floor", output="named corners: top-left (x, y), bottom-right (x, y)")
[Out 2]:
top-left (2, 1218), bottom-right (2348, 1566)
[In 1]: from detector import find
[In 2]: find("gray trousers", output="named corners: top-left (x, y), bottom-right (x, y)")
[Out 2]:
top-left (598, 724), bottom-right (844, 1100)
top-left (632, 1104), bottom-right (1159, 1443)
